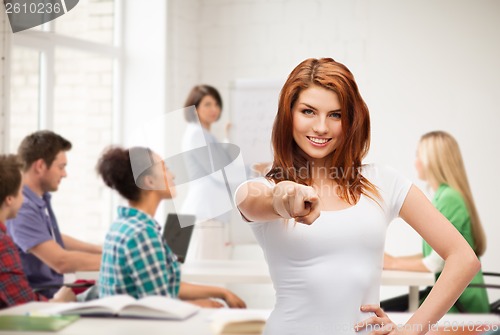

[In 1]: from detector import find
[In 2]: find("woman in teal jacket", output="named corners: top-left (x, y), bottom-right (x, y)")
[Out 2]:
top-left (383, 131), bottom-right (489, 313)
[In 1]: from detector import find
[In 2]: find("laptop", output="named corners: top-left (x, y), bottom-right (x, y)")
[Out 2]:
top-left (162, 214), bottom-right (196, 263)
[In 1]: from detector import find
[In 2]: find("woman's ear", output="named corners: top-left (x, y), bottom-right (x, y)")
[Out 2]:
top-left (142, 174), bottom-right (156, 190)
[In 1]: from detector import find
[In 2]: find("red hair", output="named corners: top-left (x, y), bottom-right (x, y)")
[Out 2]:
top-left (266, 58), bottom-right (379, 204)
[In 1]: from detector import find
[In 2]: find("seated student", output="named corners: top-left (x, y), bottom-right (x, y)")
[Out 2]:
top-left (7, 131), bottom-right (102, 299)
top-left (0, 154), bottom-right (75, 308)
top-left (383, 131), bottom-right (489, 313)
top-left (96, 146), bottom-right (246, 308)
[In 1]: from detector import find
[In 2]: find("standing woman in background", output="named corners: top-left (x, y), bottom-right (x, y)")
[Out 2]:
top-left (384, 131), bottom-right (489, 313)
top-left (182, 85), bottom-right (233, 260)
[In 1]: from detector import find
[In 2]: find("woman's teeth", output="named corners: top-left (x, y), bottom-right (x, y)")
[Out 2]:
top-left (308, 137), bottom-right (330, 144)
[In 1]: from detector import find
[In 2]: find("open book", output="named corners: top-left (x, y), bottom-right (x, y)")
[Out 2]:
top-left (41, 295), bottom-right (200, 320)
top-left (210, 309), bottom-right (270, 335)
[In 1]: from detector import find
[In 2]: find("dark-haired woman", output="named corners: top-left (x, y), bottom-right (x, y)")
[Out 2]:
top-left (96, 146), bottom-right (245, 308)
top-left (235, 58), bottom-right (480, 334)
top-left (181, 85), bottom-right (234, 260)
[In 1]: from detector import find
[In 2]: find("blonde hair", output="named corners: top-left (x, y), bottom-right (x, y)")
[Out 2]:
top-left (418, 131), bottom-right (486, 256)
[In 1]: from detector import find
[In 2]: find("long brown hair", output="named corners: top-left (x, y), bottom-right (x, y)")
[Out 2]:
top-left (418, 131), bottom-right (486, 256)
top-left (266, 58), bottom-right (378, 204)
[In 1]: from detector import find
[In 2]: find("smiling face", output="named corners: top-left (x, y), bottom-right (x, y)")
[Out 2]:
top-left (292, 85), bottom-right (343, 165)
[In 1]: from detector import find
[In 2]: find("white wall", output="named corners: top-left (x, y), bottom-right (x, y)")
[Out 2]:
top-left (168, 0), bottom-right (500, 302)
top-left (166, 0), bottom-right (201, 113)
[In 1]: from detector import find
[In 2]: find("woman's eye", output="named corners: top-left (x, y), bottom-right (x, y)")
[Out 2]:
top-left (329, 112), bottom-right (341, 119)
top-left (302, 109), bottom-right (314, 115)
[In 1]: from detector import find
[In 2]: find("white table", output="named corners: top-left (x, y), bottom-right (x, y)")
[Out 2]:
top-left (1, 303), bottom-right (498, 335)
top-left (381, 269), bottom-right (435, 312)
top-left (76, 260), bottom-right (434, 312)
top-left (0, 302), bottom-right (217, 335)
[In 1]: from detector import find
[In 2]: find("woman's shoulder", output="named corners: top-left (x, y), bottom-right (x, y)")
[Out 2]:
top-left (361, 163), bottom-right (412, 212)
top-left (118, 223), bottom-right (161, 252)
top-left (114, 210), bottom-right (160, 240)
top-left (434, 185), bottom-right (470, 227)
top-left (438, 184), bottom-right (461, 197)
top-left (436, 184), bottom-right (466, 206)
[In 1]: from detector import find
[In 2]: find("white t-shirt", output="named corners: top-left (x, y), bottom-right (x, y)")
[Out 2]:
top-left (240, 164), bottom-right (412, 335)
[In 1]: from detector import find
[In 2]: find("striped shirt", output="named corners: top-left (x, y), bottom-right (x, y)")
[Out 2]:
top-left (98, 207), bottom-right (180, 299)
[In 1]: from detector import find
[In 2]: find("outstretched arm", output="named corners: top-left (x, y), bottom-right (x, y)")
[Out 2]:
top-left (383, 253), bottom-right (430, 272)
top-left (62, 234), bottom-right (102, 254)
top-left (179, 282), bottom-right (246, 308)
top-left (29, 240), bottom-right (101, 273)
top-left (384, 250), bottom-right (445, 273)
top-left (235, 180), bottom-right (320, 224)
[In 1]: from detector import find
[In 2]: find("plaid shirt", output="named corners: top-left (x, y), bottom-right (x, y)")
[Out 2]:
top-left (0, 222), bottom-right (47, 308)
top-left (98, 207), bottom-right (181, 299)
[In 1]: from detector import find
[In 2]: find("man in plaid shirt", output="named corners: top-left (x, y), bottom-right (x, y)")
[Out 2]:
top-left (0, 154), bottom-right (74, 309)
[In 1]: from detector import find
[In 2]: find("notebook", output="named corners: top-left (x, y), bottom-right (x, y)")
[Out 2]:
top-left (162, 214), bottom-right (196, 263)
top-left (0, 315), bottom-right (79, 332)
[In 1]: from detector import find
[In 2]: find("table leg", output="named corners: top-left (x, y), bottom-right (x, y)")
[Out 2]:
top-left (408, 286), bottom-right (419, 312)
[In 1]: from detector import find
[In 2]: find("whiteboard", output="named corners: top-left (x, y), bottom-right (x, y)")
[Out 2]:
top-left (228, 79), bottom-right (284, 245)
top-left (229, 79), bottom-right (284, 166)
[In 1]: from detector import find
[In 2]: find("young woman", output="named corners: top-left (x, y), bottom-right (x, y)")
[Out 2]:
top-left (383, 131), bottom-right (489, 313)
top-left (181, 85), bottom-right (234, 260)
top-left (97, 146), bottom-right (246, 308)
top-left (235, 58), bottom-right (480, 335)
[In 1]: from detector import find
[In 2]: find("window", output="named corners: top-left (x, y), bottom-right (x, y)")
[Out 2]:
top-left (8, 0), bottom-right (120, 242)
top-left (9, 47), bottom-right (40, 152)
top-left (54, 0), bottom-right (115, 44)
